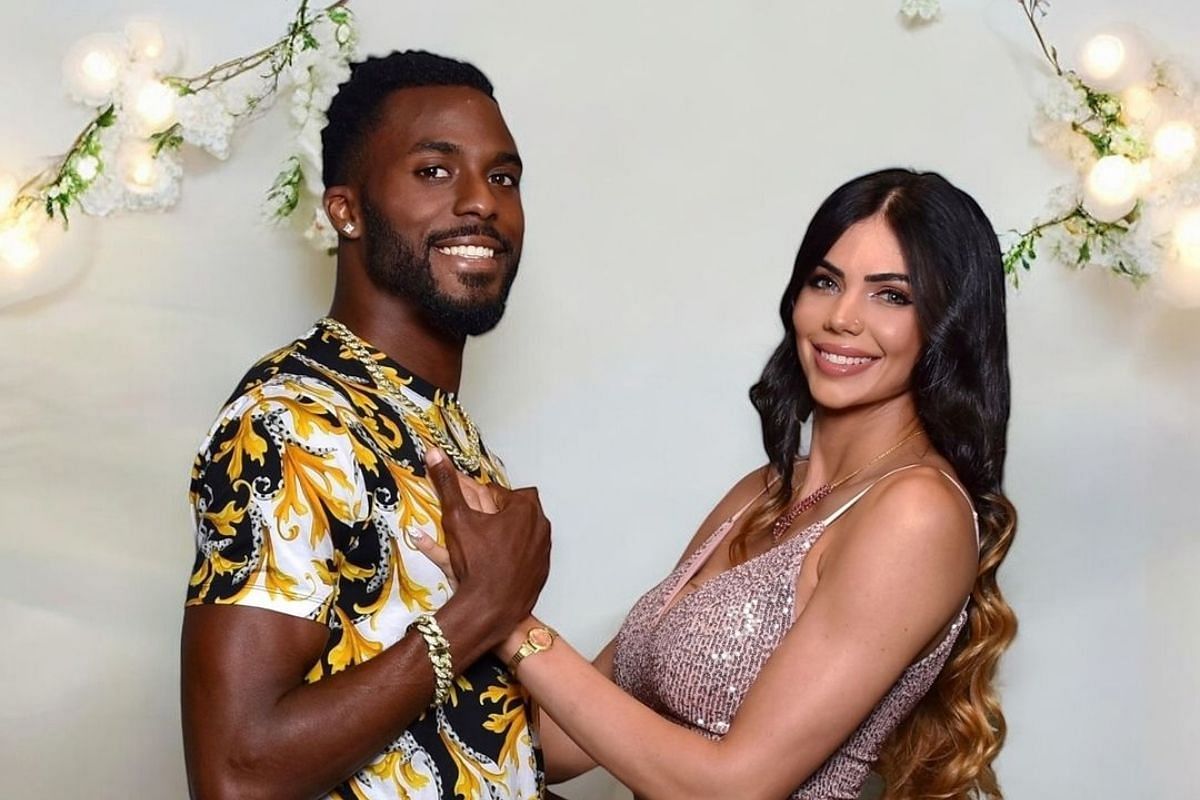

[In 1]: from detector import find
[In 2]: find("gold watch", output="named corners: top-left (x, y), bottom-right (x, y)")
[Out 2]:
top-left (508, 624), bottom-right (558, 673)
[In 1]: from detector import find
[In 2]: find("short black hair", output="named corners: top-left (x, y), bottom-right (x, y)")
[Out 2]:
top-left (322, 50), bottom-right (495, 187)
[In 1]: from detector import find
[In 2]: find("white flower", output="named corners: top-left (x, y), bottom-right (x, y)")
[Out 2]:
top-left (1040, 224), bottom-right (1081, 266)
top-left (1043, 183), bottom-right (1082, 220)
top-left (899, 0), bottom-right (940, 22)
top-left (1092, 227), bottom-right (1159, 277)
top-left (76, 120), bottom-right (126, 216)
top-left (296, 123), bottom-right (325, 194)
top-left (176, 89), bottom-right (236, 159)
top-left (1036, 74), bottom-right (1091, 125)
top-left (1108, 125), bottom-right (1146, 158)
top-left (1029, 117), bottom-right (1096, 169)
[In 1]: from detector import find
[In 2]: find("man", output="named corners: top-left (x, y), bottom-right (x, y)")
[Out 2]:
top-left (181, 51), bottom-right (552, 799)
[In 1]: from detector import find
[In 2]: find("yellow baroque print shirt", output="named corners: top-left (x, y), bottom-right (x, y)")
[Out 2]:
top-left (186, 323), bottom-right (543, 800)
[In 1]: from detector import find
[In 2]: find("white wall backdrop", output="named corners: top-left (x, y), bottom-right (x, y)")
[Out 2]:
top-left (1, 1), bottom-right (1196, 798)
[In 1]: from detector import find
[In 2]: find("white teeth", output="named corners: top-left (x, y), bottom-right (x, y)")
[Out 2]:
top-left (819, 350), bottom-right (875, 366)
top-left (437, 244), bottom-right (495, 258)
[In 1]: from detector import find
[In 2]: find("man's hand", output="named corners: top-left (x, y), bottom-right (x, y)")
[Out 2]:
top-left (412, 468), bottom-right (500, 589)
top-left (422, 447), bottom-right (551, 635)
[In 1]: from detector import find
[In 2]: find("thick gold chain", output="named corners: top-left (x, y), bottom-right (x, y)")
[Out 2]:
top-left (316, 316), bottom-right (486, 473)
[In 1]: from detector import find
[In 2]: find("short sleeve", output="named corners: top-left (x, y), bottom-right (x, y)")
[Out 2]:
top-left (186, 378), bottom-right (371, 625)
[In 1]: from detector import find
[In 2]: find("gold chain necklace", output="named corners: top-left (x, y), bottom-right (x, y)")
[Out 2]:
top-left (316, 316), bottom-right (486, 474)
top-left (771, 429), bottom-right (925, 542)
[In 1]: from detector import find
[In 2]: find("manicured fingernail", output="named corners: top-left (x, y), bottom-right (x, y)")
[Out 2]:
top-left (425, 447), bottom-right (444, 466)
top-left (411, 530), bottom-right (428, 542)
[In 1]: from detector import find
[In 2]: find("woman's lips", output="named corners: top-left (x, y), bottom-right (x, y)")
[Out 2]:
top-left (811, 343), bottom-right (880, 377)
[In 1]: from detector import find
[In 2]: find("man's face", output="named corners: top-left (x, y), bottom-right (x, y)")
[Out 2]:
top-left (358, 85), bottom-right (524, 337)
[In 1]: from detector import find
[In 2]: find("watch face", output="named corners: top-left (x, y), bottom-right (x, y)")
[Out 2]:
top-left (529, 627), bottom-right (554, 649)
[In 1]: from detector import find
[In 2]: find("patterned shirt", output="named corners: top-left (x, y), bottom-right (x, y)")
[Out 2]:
top-left (186, 321), bottom-right (542, 799)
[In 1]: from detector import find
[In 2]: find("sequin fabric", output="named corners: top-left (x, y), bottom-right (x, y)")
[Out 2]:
top-left (612, 513), bottom-right (967, 800)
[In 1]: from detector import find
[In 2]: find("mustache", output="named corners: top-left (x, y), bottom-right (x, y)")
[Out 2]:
top-left (424, 224), bottom-right (514, 254)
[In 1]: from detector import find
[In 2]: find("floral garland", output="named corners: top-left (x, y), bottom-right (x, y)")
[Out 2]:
top-left (1003, 1), bottom-right (1199, 289)
top-left (898, 1), bottom-right (1200, 298)
top-left (0, 0), bottom-right (354, 270)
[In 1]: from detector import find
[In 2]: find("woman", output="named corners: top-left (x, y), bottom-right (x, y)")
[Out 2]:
top-left (426, 168), bottom-right (1017, 799)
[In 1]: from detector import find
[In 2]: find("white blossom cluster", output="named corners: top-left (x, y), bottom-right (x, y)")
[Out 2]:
top-left (78, 117), bottom-right (183, 216)
top-left (1027, 59), bottom-right (1200, 282)
top-left (265, 8), bottom-right (357, 252)
top-left (54, 4), bottom-right (356, 245)
top-left (899, 0), bottom-right (940, 23)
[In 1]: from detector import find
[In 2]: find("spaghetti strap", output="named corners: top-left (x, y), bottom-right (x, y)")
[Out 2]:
top-left (820, 464), bottom-right (924, 528)
top-left (935, 469), bottom-right (981, 551)
top-left (728, 476), bottom-right (776, 526)
top-left (653, 473), bottom-right (780, 619)
top-left (819, 464), bottom-right (981, 553)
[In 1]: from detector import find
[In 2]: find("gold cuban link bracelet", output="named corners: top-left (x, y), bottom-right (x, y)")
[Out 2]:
top-left (409, 614), bottom-right (454, 706)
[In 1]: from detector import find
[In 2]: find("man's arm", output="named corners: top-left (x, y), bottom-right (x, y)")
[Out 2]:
top-left (182, 445), bottom-right (551, 800)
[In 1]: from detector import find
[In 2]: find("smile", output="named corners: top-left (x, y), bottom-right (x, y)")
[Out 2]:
top-left (818, 351), bottom-right (876, 366)
top-left (436, 245), bottom-right (495, 259)
top-left (810, 343), bottom-right (881, 377)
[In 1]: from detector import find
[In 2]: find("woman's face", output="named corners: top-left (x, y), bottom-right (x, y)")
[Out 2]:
top-left (792, 214), bottom-right (922, 414)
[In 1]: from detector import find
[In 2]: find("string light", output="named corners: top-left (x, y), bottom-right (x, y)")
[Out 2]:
top-left (1080, 34), bottom-right (1126, 82)
top-left (1152, 121), bottom-right (1197, 174)
top-left (1083, 155), bottom-right (1139, 223)
top-left (1120, 85), bottom-right (1158, 124)
top-left (125, 18), bottom-right (166, 62)
top-left (118, 142), bottom-right (162, 193)
top-left (0, 226), bottom-right (40, 270)
top-left (131, 80), bottom-right (177, 130)
top-left (63, 33), bottom-right (126, 105)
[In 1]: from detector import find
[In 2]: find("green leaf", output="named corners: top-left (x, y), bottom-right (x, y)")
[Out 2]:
top-left (96, 105), bottom-right (117, 128)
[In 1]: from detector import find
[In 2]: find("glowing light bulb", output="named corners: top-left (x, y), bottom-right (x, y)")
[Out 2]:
top-left (132, 80), bottom-right (176, 129)
top-left (1174, 208), bottom-right (1200, 270)
top-left (116, 141), bottom-right (161, 194)
top-left (0, 173), bottom-right (19, 210)
top-left (1152, 121), bottom-right (1197, 174)
top-left (0, 227), bottom-right (40, 270)
top-left (73, 155), bottom-right (100, 182)
top-left (82, 50), bottom-right (119, 83)
top-left (1081, 34), bottom-right (1126, 82)
top-left (125, 18), bottom-right (166, 61)
top-left (1083, 155), bottom-right (1139, 223)
top-left (64, 34), bottom-right (126, 105)
top-left (1121, 85), bottom-right (1157, 123)
top-left (129, 158), bottom-right (158, 189)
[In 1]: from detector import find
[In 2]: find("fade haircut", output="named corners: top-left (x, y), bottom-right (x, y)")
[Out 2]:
top-left (321, 50), bottom-right (495, 187)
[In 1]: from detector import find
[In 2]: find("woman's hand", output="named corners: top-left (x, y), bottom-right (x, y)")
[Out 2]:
top-left (411, 468), bottom-right (504, 590)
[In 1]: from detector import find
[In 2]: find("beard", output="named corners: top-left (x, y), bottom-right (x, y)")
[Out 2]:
top-left (361, 200), bottom-right (520, 338)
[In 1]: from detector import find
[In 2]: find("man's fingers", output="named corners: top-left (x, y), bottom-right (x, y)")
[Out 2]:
top-left (423, 446), bottom-right (468, 512)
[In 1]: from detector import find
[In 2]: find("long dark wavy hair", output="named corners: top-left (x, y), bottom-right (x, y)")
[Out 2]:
top-left (734, 168), bottom-right (1018, 799)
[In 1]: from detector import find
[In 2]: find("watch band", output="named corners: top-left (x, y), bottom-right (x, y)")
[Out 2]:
top-left (508, 624), bottom-right (558, 673)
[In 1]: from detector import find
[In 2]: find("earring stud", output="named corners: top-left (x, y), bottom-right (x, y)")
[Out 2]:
top-left (342, 222), bottom-right (356, 235)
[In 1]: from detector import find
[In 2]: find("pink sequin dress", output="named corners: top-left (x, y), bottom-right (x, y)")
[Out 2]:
top-left (612, 466), bottom-right (975, 799)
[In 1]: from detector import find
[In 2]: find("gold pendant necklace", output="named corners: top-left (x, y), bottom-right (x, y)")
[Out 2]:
top-left (771, 429), bottom-right (925, 542)
top-left (316, 316), bottom-right (486, 474)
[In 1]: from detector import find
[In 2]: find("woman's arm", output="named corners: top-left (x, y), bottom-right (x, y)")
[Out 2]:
top-left (503, 470), bottom-right (978, 800)
top-left (537, 639), bottom-right (616, 783)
